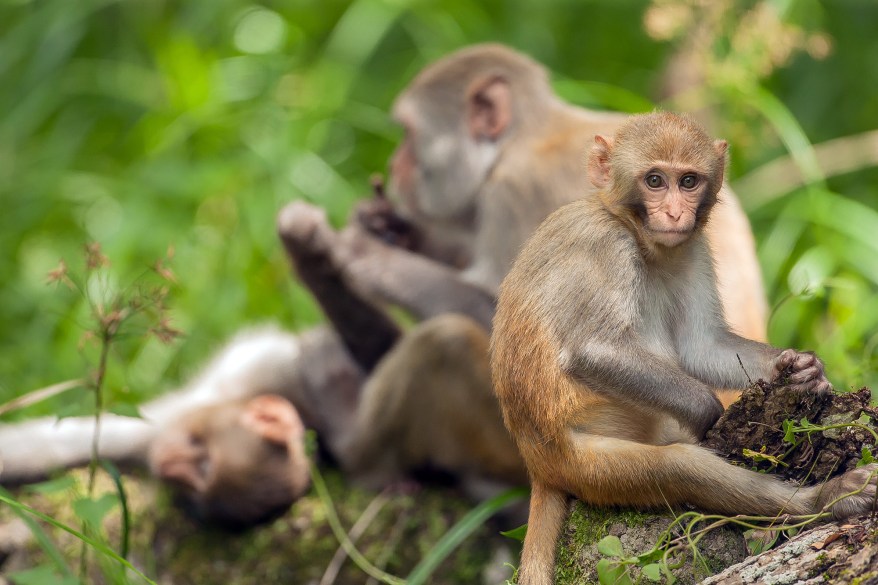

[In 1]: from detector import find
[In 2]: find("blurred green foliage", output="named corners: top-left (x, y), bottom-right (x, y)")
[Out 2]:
top-left (1, 0), bottom-right (877, 418)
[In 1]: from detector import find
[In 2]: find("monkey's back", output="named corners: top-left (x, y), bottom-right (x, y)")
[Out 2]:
top-left (491, 197), bottom-right (642, 463)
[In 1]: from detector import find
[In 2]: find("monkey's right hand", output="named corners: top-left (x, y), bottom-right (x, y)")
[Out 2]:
top-left (773, 349), bottom-right (833, 396)
top-left (685, 391), bottom-right (725, 440)
top-left (354, 197), bottom-right (418, 251)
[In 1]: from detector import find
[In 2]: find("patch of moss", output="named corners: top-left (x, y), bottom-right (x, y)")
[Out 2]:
top-left (1, 466), bottom-right (508, 584)
top-left (554, 503), bottom-right (653, 585)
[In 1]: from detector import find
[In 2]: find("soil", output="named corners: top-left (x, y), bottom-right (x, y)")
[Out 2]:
top-left (704, 376), bottom-right (878, 483)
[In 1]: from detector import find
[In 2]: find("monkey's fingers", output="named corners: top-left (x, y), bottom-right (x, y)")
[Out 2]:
top-left (775, 349), bottom-right (820, 375)
top-left (788, 366), bottom-right (822, 385)
top-left (370, 173), bottom-right (386, 199)
top-left (774, 349), bottom-right (799, 371)
top-left (788, 378), bottom-right (833, 396)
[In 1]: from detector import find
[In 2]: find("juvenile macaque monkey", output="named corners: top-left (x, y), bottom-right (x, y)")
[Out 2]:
top-left (490, 112), bottom-right (878, 585)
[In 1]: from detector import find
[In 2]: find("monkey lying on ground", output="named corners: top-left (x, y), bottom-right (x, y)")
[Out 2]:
top-left (0, 326), bottom-right (347, 528)
top-left (490, 111), bottom-right (878, 585)
top-left (0, 45), bottom-right (767, 528)
top-left (0, 314), bottom-right (519, 529)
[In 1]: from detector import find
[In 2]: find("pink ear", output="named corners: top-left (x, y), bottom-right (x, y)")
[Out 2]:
top-left (240, 394), bottom-right (304, 447)
top-left (714, 139), bottom-right (728, 158)
top-left (467, 76), bottom-right (511, 140)
top-left (587, 135), bottom-right (613, 188)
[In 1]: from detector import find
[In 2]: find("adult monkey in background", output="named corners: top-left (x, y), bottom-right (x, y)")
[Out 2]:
top-left (490, 112), bottom-right (878, 585)
top-left (283, 43), bottom-right (767, 354)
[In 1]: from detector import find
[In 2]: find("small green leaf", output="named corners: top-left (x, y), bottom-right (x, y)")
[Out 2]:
top-left (500, 524), bottom-right (527, 542)
top-left (597, 557), bottom-right (633, 585)
top-left (782, 419), bottom-right (796, 443)
top-left (858, 446), bottom-right (875, 467)
top-left (107, 401), bottom-right (142, 418)
top-left (641, 563), bottom-right (662, 581)
top-left (25, 475), bottom-right (77, 495)
top-left (72, 493), bottom-right (118, 528)
top-left (742, 448), bottom-right (788, 467)
top-left (597, 535), bottom-right (625, 558)
top-left (744, 528), bottom-right (779, 556)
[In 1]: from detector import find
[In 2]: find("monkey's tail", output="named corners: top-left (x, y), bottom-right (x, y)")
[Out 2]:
top-left (518, 481), bottom-right (568, 585)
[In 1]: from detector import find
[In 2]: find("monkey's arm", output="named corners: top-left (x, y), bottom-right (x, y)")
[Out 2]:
top-left (0, 415), bottom-right (157, 483)
top-left (681, 329), bottom-right (832, 394)
top-left (279, 201), bottom-right (496, 333)
top-left (278, 202), bottom-right (402, 371)
top-left (564, 337), bottom-right (724, 439)
top-left (334, 227), bottom-right (496, 330)
top-left (0, 372), bottom-right (248, 483)
top-left (673, 272), bottom-right (829, 393)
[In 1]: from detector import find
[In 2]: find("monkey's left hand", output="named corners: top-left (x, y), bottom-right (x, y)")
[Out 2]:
top-left (774, 349), bottom-right (833, 395)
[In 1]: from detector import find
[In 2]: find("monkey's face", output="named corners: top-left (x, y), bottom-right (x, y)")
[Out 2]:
top-left (590, 113), bottom-right (728, 250)
top-left (637, 166), bottom-right (710, 248)
top-left (148, 396), bottom-right (310, 529)
top-left (389, 98), bottom-right (497, 223)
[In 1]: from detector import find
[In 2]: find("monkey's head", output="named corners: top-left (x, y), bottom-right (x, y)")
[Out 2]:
top-left (148, 395), bottom-right (310, 530)
top-left (388, 44), bottom-right (552, 223)
top-left (587, 111), bottom-right (728, 249)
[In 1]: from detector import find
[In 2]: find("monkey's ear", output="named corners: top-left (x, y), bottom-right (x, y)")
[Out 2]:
top-left (240, 394), bottom-right (305, 447)
top-left (467, 76), bottom-right (511, 141)
top-left (587, 135), bottom-right (614, 188)
top-left (713, 139), bottom-right (729, 158)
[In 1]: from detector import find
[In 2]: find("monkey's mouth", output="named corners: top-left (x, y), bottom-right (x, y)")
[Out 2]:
top-left (649, 227), bottom-right (694, 247)
top-left (650, 228), bottom-right (693, 235)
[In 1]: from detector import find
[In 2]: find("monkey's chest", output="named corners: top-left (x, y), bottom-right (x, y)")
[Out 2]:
top-left (636, 288), bottom-right (680, 362)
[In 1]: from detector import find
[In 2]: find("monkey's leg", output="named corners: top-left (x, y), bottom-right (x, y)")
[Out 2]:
top-left (278, 201), bottom-right (401, 372)
top-left (518, 481), bottom-right (569, 585)
top-left (520, 436), bottom-right (878, 585)
top-left (337, 314), bottom-right (526, 490)
top-left (559, 434), bottom-right (877, 516)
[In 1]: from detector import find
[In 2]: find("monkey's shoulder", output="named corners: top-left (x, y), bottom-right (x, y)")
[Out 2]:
top-left (517, 199), bottom-right (640, 274)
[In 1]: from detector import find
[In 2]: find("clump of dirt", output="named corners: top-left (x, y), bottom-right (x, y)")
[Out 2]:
top-left (703, 372), bottom-right (878, 483)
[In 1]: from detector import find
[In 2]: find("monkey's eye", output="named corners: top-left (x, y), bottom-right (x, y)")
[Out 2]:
top-left (680, 175), bottom-right (698, 189)
top-left (645, 174), bottom-right (664, 189)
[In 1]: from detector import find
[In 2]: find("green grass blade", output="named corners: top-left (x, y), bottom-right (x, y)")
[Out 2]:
top-left (100, 460), bottom-right (130, 560)
top-left (746, 86), bottom-right (824, 187)
top-left (0, 486), bottom-right (75, 579)
top-left (405, 486), bottom-right (529, 585)
top-left (0, 489), bottom-right (157, 585)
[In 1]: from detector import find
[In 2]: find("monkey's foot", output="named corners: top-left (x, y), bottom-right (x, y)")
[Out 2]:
top-left (277, 200), bottom-right (336, 258)
top-left (817, 463), bottom-right (878, 519)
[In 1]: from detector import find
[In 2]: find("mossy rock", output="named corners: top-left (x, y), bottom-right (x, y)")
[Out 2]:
top-left (552, 501), bottom-right (747, 585)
